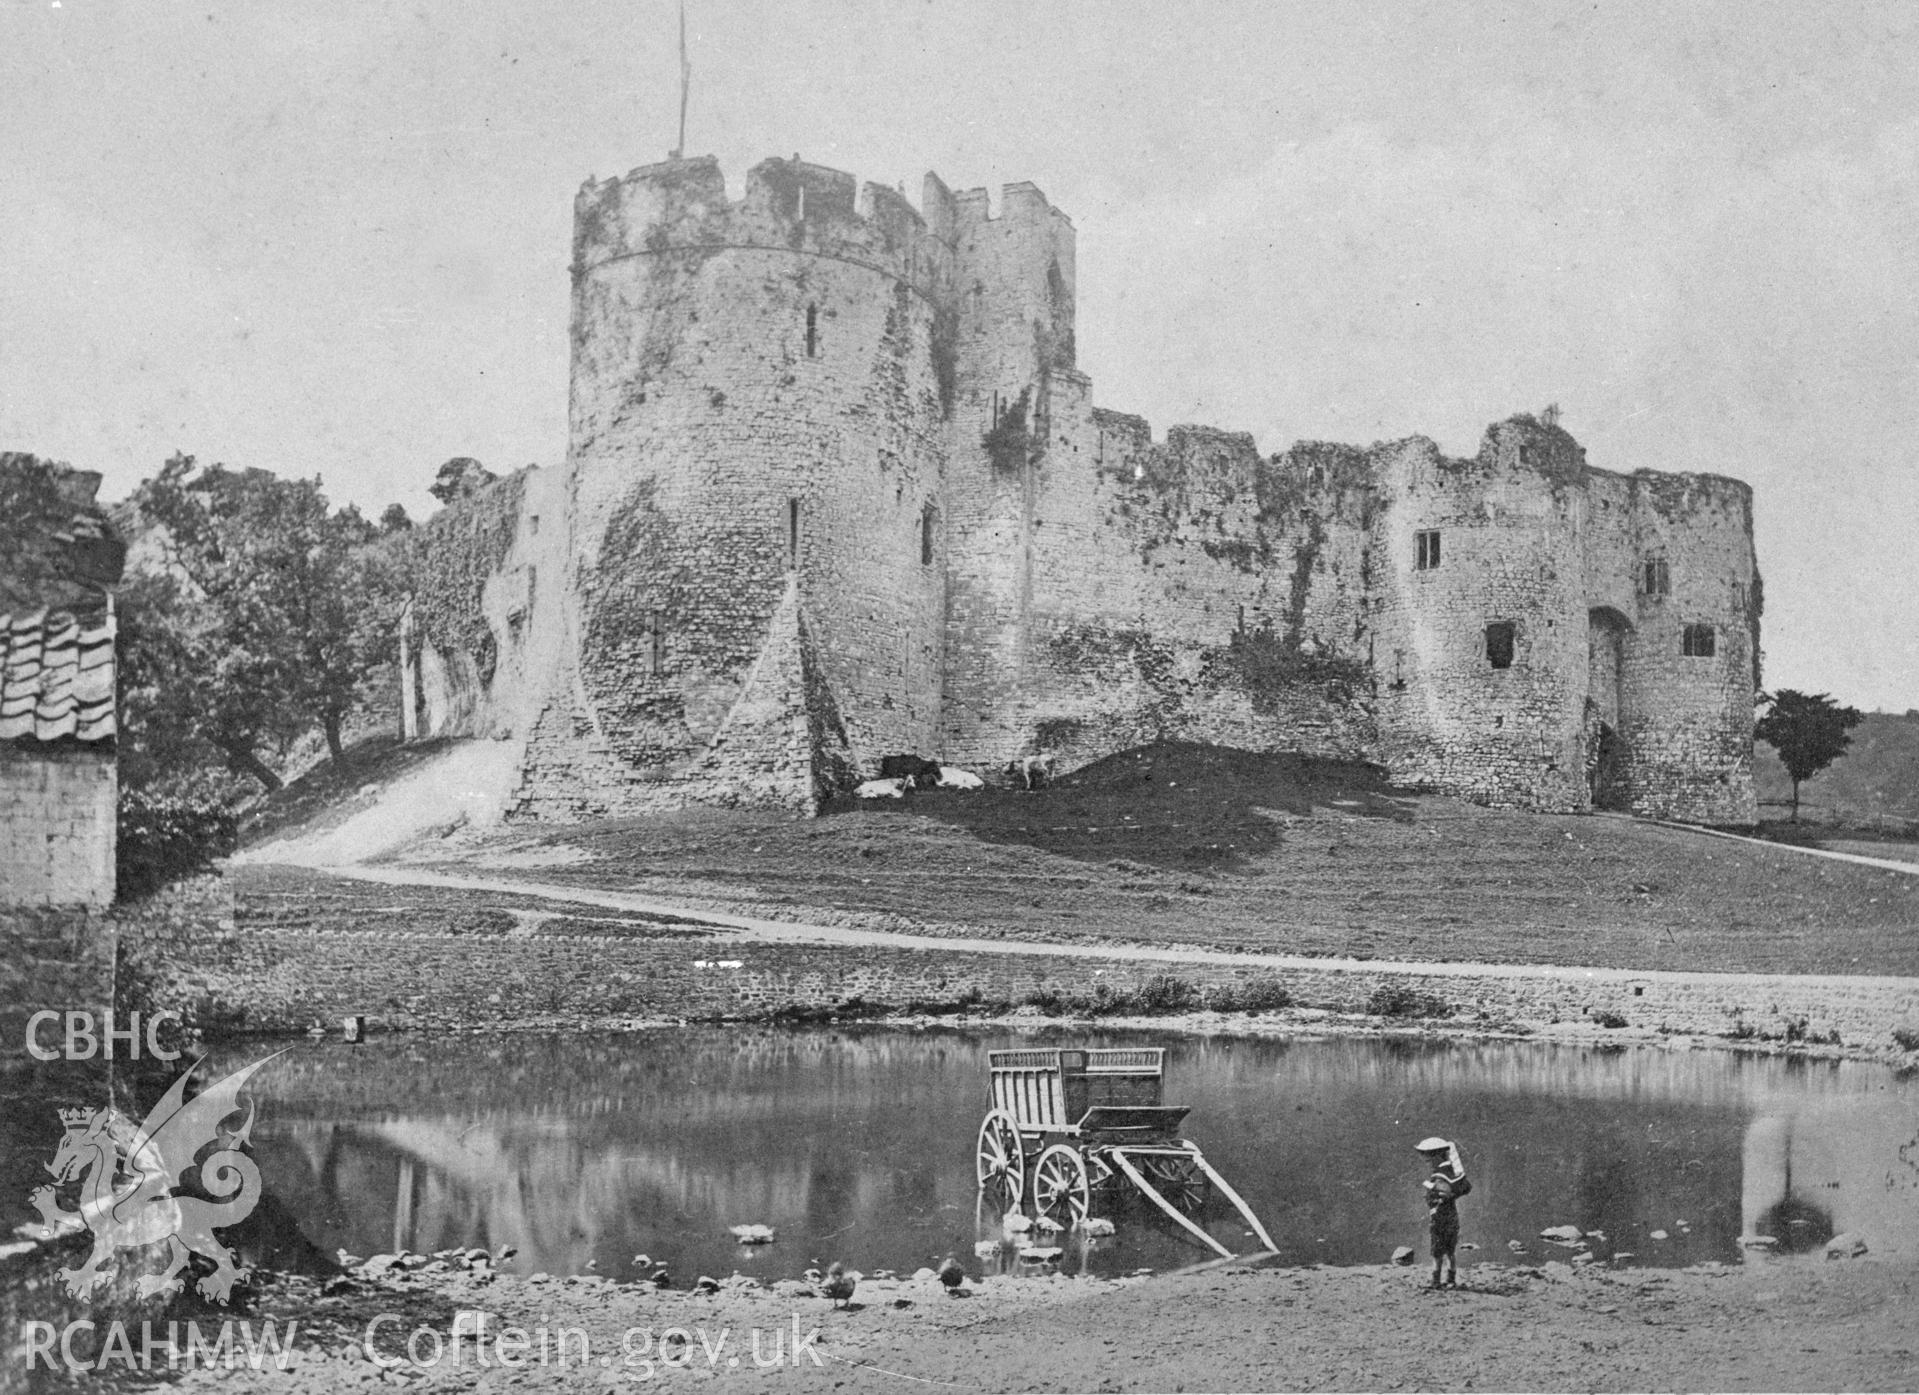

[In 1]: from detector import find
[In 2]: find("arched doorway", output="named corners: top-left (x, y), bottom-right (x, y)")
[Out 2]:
top-left (1586, 607), bottom-right (1632, 810)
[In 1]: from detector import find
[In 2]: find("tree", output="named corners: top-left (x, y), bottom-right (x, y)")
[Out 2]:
top-left (116, 567), bottom-right (298, 793)
top-left (1755, 689), bottom-right (1864, 820)
top-left (379, 502), bottom-right (414, 533)
top-left (428, 457), bottom-right (497, 506)
top-left (136, 454), bottom-right (407, 773)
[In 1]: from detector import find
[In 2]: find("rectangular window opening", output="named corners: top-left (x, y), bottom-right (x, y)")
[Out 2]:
top-left (1643, 558), bottom-right (1670, 596)
top-left (787, 498), bottom-right (802, 568)
top-left (920, 504), bottom-right (935, 566)
top-left (1416, 529), bottom-right (1441, 571)
top-left (805, 304), bottom-right (818, 357)
top-left (1683, 623), bottom-right (1716, 658)
top-left (1485, 621), bottom-right (1516, 670)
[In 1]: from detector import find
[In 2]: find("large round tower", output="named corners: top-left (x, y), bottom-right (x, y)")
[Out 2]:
top-left (525, 155), bottom-right (957, 815)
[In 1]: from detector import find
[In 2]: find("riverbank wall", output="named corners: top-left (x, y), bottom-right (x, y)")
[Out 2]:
top-left (115, 876), bottom-right (1919, 1050)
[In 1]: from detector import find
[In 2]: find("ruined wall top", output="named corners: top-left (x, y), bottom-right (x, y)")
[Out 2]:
top-left (949, 179), bottom-right (1073, 233)
top-left (1086, 407), bottom-right (1750, 524)
top-left (573, 155), bottom-right (970, 300)
top-left (572, 155), bottom-right (1079, 306)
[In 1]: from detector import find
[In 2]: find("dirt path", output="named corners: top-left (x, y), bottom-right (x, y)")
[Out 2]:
top-left (1629, 815), bottom-right (1919, 876)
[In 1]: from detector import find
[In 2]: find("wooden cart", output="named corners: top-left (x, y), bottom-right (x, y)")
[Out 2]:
top-left (974, 1046), bottom-right (1277, 1258)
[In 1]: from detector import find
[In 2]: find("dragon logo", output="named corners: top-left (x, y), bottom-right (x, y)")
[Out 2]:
top-left (27, 1054), bottom-right (280, 1303)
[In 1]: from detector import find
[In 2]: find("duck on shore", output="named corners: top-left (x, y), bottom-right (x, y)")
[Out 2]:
top-left (822, 1261), bottom-right (859, 1308)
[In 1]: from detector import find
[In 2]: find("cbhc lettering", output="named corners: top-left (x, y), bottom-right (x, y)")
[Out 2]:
top-left (25, 1011), bottom-right (182, 1061)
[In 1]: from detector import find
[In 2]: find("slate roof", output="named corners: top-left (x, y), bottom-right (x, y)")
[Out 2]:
top-left (0, 607), bottom-right (116, 744)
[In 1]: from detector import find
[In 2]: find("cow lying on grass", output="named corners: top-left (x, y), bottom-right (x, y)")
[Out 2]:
top-left (852, 756), bottom-right (986, 800)
top-left (879, 754), bottom-right (943, 786)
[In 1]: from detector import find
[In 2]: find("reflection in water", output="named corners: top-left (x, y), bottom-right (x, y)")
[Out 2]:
top-left (116, 1029), bottom-right (1912, 1284)
top-left (1743, 1095), bottom-right (1919, 1255)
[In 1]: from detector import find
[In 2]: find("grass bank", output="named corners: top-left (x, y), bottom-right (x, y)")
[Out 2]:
top-left (393, 743), bottom-right (1919, 978)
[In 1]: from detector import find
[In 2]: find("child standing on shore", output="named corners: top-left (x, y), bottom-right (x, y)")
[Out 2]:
top-left (1416, 1136), bottom-right (1470, 1289)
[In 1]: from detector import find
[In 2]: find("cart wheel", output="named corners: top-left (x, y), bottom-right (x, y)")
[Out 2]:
top-left (976, 1110), bottom-right (1025, 1211)
top-left (1033, 1145), bottom-right (1092, 1226)
top-left (1139, 1154), bottom-right (1206, 1212)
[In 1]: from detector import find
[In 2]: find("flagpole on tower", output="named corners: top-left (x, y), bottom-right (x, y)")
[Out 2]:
top-left (670, 0), bottom-right (691, 160)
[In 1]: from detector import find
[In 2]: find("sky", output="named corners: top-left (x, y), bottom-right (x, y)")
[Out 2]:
top-left (2, 0), bottom-right (1915, 710)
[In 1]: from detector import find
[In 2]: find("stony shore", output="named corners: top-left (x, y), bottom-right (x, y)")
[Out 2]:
top-left (249, 1000), bottom-right (1919, 1073)
top-left (102, 1243), bottom-right (1917, 1393)
top-left (780, 1002), bottom-right (1919, 1069)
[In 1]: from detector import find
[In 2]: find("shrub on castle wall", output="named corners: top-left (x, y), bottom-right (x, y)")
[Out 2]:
top-left (929, 304), bottom-right (960, 418)
top-left (402, 470), bottom-right (528, 660)
top-left (578, 479), bottom-right (707, 765)
top-left (1202, 624), bottom-right (1369, 714)
top-left (1033, 715), bottom-right (1085, 751)
top-left (981, 387), bottom-right (1035, 473)
top-left (1043, 622), bottom-right (1176, 688)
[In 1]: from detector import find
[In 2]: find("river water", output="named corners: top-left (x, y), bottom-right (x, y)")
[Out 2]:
top-left (98, 1027), bottom-right (1909, 1285)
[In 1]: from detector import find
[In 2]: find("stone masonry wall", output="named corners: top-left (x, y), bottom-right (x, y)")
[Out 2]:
top-left (0, 748), bottom-right (114, 908)
top-left (968, 416), bottom-right (1378, 772)
top-left (122, 917), bottom-right (1919, 1048)
top-left (0, 906), bottom-right (113, 1048)
top-left (0, 875), bottom-right (230, 1053)
top-left (953, 401), bottom-right (1755, 820)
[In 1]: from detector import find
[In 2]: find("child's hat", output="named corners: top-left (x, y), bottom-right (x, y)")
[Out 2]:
top-left (1415, 1136), bottom-right (1452, 1152)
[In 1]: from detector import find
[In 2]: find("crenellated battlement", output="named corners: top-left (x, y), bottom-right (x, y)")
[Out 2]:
top-left (572, 154), bottom-right (957, 300)
top-left (949, 180), bottom-right (1073, 229)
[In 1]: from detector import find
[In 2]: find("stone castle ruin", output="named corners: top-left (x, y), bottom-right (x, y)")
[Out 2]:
top-left (399, 154), bottom-right (1759, 825)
